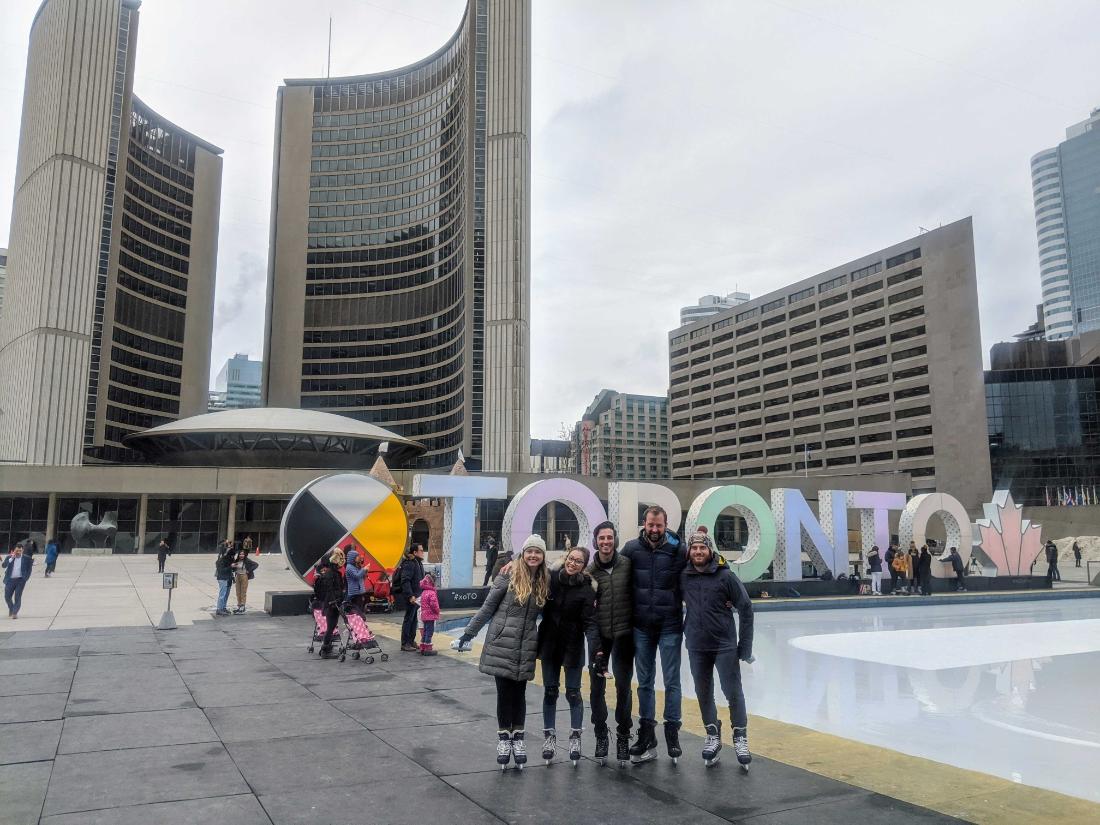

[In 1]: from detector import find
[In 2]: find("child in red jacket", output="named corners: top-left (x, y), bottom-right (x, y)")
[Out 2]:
top-left (419, 573), bottom-right (441, 656)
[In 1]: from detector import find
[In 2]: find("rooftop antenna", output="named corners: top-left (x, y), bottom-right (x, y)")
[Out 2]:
top-left (326, 16), bottom-right (333, 79)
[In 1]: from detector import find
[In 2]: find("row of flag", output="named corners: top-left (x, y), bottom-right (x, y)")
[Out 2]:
top-left (1045, 485), bottom-right (1100, 506)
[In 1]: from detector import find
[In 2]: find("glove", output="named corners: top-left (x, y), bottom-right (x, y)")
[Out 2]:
top-left (450, 636), bottom-right (473, 652)
top-left (589, 652), bottom-right (608, 678)
top-left (741, 653), bottom-right (755, 664)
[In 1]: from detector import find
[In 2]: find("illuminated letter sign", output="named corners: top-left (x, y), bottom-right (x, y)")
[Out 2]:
top-left (411, 474), bottom-right (508, 586)
top-left (772, 489), bottom-right (849, 579)
top-left (898, 493), bottom-right (973, 577)
top-left (848, 491), bottom-right (907, 570)
top-left (502, 479), bottom-right (608, 559)
top-left (685, 485), bottom-right (776, 582)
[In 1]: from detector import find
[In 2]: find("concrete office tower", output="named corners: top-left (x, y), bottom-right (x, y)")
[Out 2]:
top-left (1031, 108), bottom-right (1100, 340)
top-left (0, 248), bottom-right (7, 317)
top-left (571, 389), bottom-right (670, 480)
top-left (668, 219), bottom-right (991, 510)
top-left (265, 0), bottom-right (531, 471)
top-left (679, 292), bottom-right (750, 327)
top-left (214, 353), bottom-right (262, 409)
top-left (0, 0), bottom-right (222, 465)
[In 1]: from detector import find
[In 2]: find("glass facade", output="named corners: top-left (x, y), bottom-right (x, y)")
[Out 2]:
top-left (0, 497), bottom-right (49, 553)
top-left (1063, 123), bottom-right (1100, 332)
top-left (234, 498), bottom-right (289, 555)
top-left (299, 15), bottom-right (476, 469)
top-left (986, 366), bottom-right (1100, 505)
top-left (144, 498), bottom-right (225, 553)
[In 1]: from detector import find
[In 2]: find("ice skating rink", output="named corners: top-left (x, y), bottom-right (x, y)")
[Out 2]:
top-left (674, 600), bottom-right (1100, 803)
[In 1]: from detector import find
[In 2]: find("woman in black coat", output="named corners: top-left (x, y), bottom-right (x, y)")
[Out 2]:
top-left (538, 545), bottom-right (600, 765)
top-left (917, 545), bottom-right (933, 596)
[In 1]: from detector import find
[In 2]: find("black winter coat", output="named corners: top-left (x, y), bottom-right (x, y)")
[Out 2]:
top-left (621, 529), bottom-right (686, 634)
top-left (399, 557), bottom-right (425, 598)
top-left (537, 569), bottom-right (600, 668)
top-left (917, 551), bottom-right (932, 576)
top-left (681, 556), bottom-right (753, 657)
top-left (587, 550), bottom-right (633, 640)
top-left (867, 548), bottom-right (882, 573)
top-left (313, 566), bottom-right (345, 606)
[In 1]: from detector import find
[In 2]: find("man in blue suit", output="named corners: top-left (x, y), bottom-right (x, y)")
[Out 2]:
top-left (3, 544), bottom-right (34, 619)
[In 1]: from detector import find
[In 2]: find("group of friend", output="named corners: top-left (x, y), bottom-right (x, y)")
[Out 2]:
top-left (864, 541), bottom-right (967, 595)
top-left (449, 507), bottom-right (755, 771)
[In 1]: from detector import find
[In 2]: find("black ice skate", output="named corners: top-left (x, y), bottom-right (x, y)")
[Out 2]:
top-left (568, 729), bottom-right (582, 767)
top-left (542, 729), bottom-right (557, 765)
top-left (702, 722), bottom-right (722, 767)
top-left (616, 731), bottom-right (631, 767)
top-left (629, 720), bottom-right (657, 764)
top-left (594, 730), bottom-right (609, 766)
top-left (733, 726), bottom-right (751, 771)
top-left (664, 721), bottom-right (682, 764)
top-left (511, 731), bottom-right (527, 770)
top-left (496, 730), bottom-right (511, 770)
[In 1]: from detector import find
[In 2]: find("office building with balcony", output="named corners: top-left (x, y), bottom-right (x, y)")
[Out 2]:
top-left (264, 0), bottom-right (531, 472)
top-left (0, 0), bottom-right (222, 465)
top-left (678, 292), bottom-right (750, 327)
top-left (667, 218), bottom-right (992, 509)
top-left (1031, 107), bottom-right (1100, 340)
top-left (571, 389), bottom-right (670, 480)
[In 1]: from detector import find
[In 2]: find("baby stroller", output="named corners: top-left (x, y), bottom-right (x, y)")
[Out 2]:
top-left (361, 569), bottom-right (395, 613)
top-left (306, 597), bottom-right (341, 654)
top-left (336, 599), bottom-right (389, 663)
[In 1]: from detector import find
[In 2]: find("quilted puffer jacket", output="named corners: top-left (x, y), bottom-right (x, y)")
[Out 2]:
top-left (587, 550), bottom-right (633, 640)
top-left (462, 572), bottom-right (542, 681)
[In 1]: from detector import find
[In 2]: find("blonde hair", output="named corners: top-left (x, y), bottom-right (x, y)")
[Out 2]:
top-left (509, 548), bottom-right (549, 607)
top-left (329, 548), bottom-right (346, 567)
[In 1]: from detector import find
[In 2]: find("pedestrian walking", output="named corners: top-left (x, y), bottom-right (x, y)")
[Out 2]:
top-left (418, 572), bottom-right (440, 655)
top-left (620, 505), bottom-right (686, 764)
top-left (1072, 541), bottom-right (1082, 569)
top-left (214, 542), bottom-right (235, 616)
top-left (917, 545), bottom-right (933, 596)
top-left (399, 544), bottom-right (426, 651)
top-left (482, 536), bottom-right (499, 587)
top-left (940, 546), bottom-right (967, 591)
top-left (231, 547), bottom-right (258, 614)
top-left (538, 545), bottom-right (600, 766)
top-left (4, 544), bottom-right (33, 619)
top-left (1045, 541), bottom-right (1061, 583)
top-left (344, 547), bottom-right (368, 611)
top-left (451, 534), bottom-right (550, 771)
top-left (587, 520), bottom-right (635, 766)
top-left (313, 552), bottom-right (345, 658)
top-left (44, 539), bottom-right (59, 577)
top-left (681, 529), bottom-right (754, 769)
top-left (866, 545), bottom-right (883, 595)
top-left (156, 539), bottom-right (171, 573)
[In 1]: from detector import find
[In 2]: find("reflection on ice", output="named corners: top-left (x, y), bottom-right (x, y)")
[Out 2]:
top-left (699, 600), bottom-right (1100, 802)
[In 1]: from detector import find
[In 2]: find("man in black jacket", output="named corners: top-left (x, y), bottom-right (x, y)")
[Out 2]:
top-left (620, 505), bottom-right (686, 763)
top-left (400, 544), bottom-right (426, 651)
top-left (481, 536), bottom-right (498, 587)
top-left (1045, 541), bottom-right (1061, 583)
top-left (587, 520), bottom-right (634, 765)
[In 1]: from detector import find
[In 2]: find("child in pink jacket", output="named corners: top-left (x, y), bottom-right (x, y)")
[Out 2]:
top-left (419, 573), bottom-right (441, 656)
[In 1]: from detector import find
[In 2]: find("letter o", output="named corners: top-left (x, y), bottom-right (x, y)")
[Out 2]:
top-left (898, 493), bottom-right (973, 578)
top-left (502, 479), bottom-right (608, 560)
top-left (685, 485), bottom-right (776, 582)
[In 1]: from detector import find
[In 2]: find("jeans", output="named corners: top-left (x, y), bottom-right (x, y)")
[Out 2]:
top-left (216, 578), bottom-right (231, 612)
top-left (401, 597), bottom-right (419, 646)
top-left (633, 627), bottom-right (682, 725)
top-left (421, 620), bottom-right (435, 646)
top-left (590, 633), bottom-right (634, 736)
top-left (542, 658), bottom-right (584, 731)
top-left (495, 676), bottom-right (528, 730)
top-left (5, 578), bottom-right (27, 615)
top-left (1047, 562), bottom-right (1061, 582)
top-left (870, 571), bottom-right (882, 594)
top-left (688, 648), bottom-right (747, 729)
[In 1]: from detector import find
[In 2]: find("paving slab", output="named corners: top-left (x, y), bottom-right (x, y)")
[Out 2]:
top-left (72, 652), bottom-right (173, 674)
top-left (0, 691), bottom-right (68, 723)
top-left (1, 631), bottom-right (84, 649)
top-left (43, 742), bottom-right (249, 816)
top-left (0, 645), bottom-right (80, 659)
top-left (373, 717), bottom-right (506, 776)
top-left (186, 674), bottom-right (317, 708)
top-left (0, 760), bottom-right (52, 825)
top-left (0, 669), bottom-right (74, 697)
top-left (0, 656), bottom-right (77, 676)
top-left (203, 697), bottom-right (355, 743)
top-left (258, 778), bottom-right (498, 825)
top-left (0, 719), bottom-right (62, 765)
top-left (333, 689), bottom-right (492, 729)
top-left (66, 667), bottom-right (194, 716)
top-left (40, 793), bottom-right (273, 825)
top-left (58, 708), bottom-right (218, 754)
top-left (738, 791), bottom-right (960, 823)
top-left (225, 730), bottom-right (429, 795)
top-left (295, 669), bottom-right (425, 701)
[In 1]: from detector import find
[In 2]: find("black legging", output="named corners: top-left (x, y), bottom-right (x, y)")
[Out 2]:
top-left (495, 676), bottom-right (528, 730)
top-left (321, 603), bottom-right (340, 649)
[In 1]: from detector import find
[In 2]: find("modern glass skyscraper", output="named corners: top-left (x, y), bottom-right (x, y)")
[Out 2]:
top-left (264, 0), bottom-right (531, 472)
top-left (0, 0), bottom-right (222, 465)
top-left (1031, 108), bottom-right (1100, 340)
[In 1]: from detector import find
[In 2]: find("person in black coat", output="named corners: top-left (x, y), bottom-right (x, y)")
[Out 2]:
top-left (1073, 541), bottom-right (1082, 568)
top-left (481, 536), bottom-right (498, 587)
top-left (939, 546), bottom-right (966, 591)
top-left (885, 543), bottom-right (902, 595)
top-left (399, 544), bottom-right (426, 651)
top-left (156, 539), bottom-right (171, 573)
top-left (866, 545), bottom-right (883, 595)
top-left (917, 545), bottom-right (933, 596)
top-left (313, 553), bottom-right (346, 657)
top-left (1045, 541), bottom-right (1061, 582)
top-left (681, 529), bottom-right (754, 766)
top-left (620, 505), bottom-right (686, 763)
top-left (537, 546), bottom-right (600, 763)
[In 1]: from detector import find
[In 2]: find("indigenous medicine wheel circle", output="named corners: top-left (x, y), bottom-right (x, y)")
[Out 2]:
top-left (281, 472), bottom-right (408, 583)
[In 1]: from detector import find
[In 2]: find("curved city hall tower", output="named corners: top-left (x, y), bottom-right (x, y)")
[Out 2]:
top-left (265, 0), bottom-right (530, 471)
top-left (0, 0), bottom-right (221, 465)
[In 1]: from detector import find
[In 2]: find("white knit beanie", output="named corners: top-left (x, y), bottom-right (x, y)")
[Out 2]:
top-left (520, 534), bottom-right (547, 555)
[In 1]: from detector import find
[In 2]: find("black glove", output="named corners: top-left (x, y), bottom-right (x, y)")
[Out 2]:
top-left (590, 652), bottom-right (608, 678)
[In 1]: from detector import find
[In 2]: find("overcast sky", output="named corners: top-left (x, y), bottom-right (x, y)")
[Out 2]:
top-left (1, 0), bottom-right (1098, 439)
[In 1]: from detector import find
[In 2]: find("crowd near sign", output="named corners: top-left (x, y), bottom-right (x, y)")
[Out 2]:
top-left (282, 473), bottom-right (1043, 589)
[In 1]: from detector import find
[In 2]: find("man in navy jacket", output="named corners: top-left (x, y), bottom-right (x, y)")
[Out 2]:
top-left (620, 505), bottom-right (686, 763)
top-left (3, 544), bottom-right (34, 619)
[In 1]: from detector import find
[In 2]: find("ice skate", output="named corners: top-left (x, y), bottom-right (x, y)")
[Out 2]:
top-left (616, 732), bottom-right (631, 767)
top-left (568, 729), bottom-right (582, 767)
top-left (733, 727), bottom-right (751, 771)
top-left (511, 731), bottom-right (527, 770)
top-left (594, 730), bottom-right (609, 766)
top-left (629, 720), bottom-right (657, 764)
top-left (664, 721), bottom-right (682, 764)
top-left (496, 730), bottom-right (511, 770)
top-left (702, 722), bottom-right (722, 767)
top-left (542, 729), bottom-right (557, 765)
